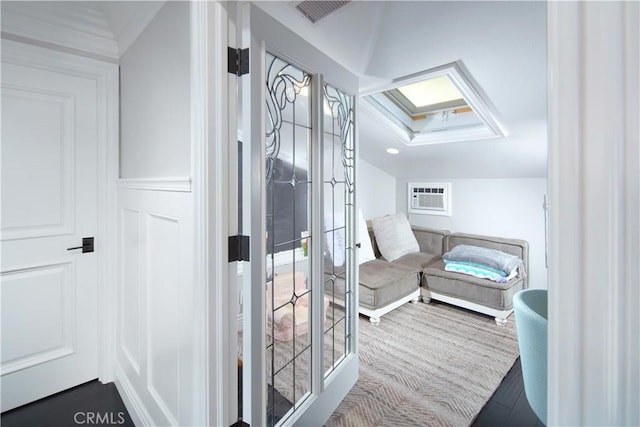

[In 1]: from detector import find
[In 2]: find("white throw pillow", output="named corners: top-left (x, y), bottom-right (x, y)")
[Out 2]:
top-left (371, 213), bottom-right (419, 262)
top-left (358, 210), bottom-right (376, 265)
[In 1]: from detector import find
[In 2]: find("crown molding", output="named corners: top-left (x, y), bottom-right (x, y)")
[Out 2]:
top-left (1, 3), bottom-right (118, 59)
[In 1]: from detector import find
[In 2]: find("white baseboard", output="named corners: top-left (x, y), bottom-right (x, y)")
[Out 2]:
top-left (114, 362), bottom-right (154, 427)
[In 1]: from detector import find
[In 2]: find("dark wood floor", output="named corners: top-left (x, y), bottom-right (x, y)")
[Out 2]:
top-left (2, 358), bottom-right (540, 427)
top-left (1, 380), bottom-right (134, 427)
top-left (472, 357), bottom-right (544, 427)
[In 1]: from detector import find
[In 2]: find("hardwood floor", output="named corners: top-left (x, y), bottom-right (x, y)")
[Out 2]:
top-left (472, 357), bottom-right (545, 427)
top-left (2, 358), bottom-right (540, 427)
top-left (1, 380), bottom-right (133, 427)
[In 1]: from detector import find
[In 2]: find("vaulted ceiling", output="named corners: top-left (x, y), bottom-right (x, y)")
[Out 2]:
top-left (2, 1), bottom-right (547, 180)
top-left (257, 1), bottom-right (548, 180)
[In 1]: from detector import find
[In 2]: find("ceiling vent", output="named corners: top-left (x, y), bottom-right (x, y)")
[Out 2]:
top-left (295, 1), bottom-right (350, 24)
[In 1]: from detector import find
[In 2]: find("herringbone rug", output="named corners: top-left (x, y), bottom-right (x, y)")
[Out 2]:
top-left (326, 300), bottom-right (519, 427)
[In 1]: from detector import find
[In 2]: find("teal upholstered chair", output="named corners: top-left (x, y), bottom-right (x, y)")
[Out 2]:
top-left (513, 289), bottom-right (547, 425)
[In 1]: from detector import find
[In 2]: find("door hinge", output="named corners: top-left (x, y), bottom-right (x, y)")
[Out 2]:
top-left (228, 47), bottom-right (249, 76)
top-left (228, 235), bottom-right (250, 262)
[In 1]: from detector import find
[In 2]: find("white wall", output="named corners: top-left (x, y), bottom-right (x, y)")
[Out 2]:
top-left (116, 3), bottom-right (202, 426)
top-left (119, 1), bottom-right (191, 179)
top-left (397, 178), bottom-right (548, 289)
top-left (358, 158), bottom-right (396, 219)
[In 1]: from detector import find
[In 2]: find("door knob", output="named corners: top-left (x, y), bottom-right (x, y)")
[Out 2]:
top-left (67, 237), bottom-right (94, 253)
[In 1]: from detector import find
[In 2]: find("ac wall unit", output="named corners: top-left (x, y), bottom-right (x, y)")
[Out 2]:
top-left (408, 183), bottom-right (452, 216)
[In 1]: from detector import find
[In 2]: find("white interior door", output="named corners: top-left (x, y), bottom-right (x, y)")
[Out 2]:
top-left (234, 4), bottom-right (359, 426)
top-left (1, 43), bottom-right (100, 411)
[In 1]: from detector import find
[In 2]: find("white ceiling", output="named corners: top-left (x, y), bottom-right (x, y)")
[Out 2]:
top-left (3, 1), bottom-right (546, 179)
top-left (256, 1), bottom-right (548, 179)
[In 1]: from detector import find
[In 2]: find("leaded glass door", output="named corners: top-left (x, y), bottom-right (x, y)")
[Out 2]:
top-left (234, 4), bottom-right (359, 426)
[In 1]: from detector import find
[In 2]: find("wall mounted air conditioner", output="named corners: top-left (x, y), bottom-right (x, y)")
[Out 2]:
top-left (408, 182), bottom-right (452, 216)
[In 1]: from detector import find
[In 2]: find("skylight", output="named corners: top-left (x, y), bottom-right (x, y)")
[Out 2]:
top-left (395, 76), bottom-right (464, 110)
top-left (361, 61), bottom-right (507, 145)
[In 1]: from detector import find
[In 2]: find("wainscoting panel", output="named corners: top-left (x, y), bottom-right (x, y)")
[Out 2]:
top-left (147, 213), bottom-right (180, 424)
top-left (120, 208), bottom-right (141, 375)
top-left (115, 185), bottom-right (195, 426)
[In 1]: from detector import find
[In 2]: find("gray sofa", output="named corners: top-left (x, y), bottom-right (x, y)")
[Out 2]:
top-left (344, 226), bottom-right (529, 325)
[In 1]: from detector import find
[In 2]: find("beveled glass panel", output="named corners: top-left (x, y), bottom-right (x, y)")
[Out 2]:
top-left (265, 52), bottom-right (313, 426)
top-left (322, 83), bottom-right (355, 379)
top-left (270, 182), bottom-right (293, 251)
top-left (276, 123), bottom-right (310, 182)
top-left (293, 90), bottom-right (312, 129)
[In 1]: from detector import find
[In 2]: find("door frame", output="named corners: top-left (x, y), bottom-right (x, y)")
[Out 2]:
top-left (189, 1), bottom-right (234, 426)
top-left (547, 2), bottom-right (639, 425)
top-left (1, 40), bottom-right (119, 384)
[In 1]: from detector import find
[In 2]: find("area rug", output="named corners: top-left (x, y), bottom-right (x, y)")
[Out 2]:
top-left (326, 300), bottom-right (520, 427)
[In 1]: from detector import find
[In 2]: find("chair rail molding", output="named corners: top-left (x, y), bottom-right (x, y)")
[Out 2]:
top-left (117, 177), bottom-right (192, 193)
top-left (548, 2), bottom-right (639, 426)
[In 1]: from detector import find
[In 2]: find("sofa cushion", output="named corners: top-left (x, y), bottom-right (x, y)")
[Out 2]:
top-left (327, 260), bottom-right (419, 310)
top-left (412, 226), bottom-right (449, 256)
top-left (358, 260), bottom-right (420, 309)
top-left (423, 260), bottom-right (524, 310)
top-left (394, 252), bottom-right (441, 270)
top-left (371, 213), bottom-right (419, 262)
